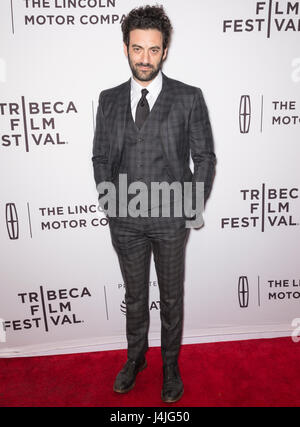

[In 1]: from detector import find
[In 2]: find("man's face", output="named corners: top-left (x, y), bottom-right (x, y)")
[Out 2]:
top-left (124, 29), bottom-right (168, 86)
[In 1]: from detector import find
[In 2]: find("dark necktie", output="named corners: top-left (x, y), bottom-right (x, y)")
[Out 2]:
top-left (135, 88), bottom-right (150, 129)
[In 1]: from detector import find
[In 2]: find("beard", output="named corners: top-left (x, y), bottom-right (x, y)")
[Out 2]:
top-left (128, 52), bottom-right (164, 83)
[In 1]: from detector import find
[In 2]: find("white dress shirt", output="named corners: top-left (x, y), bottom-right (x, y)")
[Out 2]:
top-left (130, 70), bottom-right (163, 121)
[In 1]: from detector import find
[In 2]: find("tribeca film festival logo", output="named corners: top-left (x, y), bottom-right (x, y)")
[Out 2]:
top-left (239, 95), bottom-right (300, 134)
top-left (9, 0), bottom-right (125, 32)
top-left (0, 98), bottom-right (77, 152)
top-left (223, 1), bottom-right (300, 37)
top-left (221, 184), bottom-right (299, 231)
top-left (2, 285), bottom-right (92, 334)
top-left (4, 202), bottom-right (108, 240)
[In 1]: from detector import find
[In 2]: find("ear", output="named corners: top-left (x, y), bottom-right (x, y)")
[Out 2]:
top-left (123, 43), bottom-right (129, 58)
top-left (162, 46), bottom-right (169, 61)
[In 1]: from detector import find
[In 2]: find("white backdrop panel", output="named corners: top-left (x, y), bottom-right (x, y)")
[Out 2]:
top-left (0, 0), bottom-right (299, 356)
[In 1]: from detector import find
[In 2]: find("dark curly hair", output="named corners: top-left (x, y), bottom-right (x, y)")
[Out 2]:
top-left (121, 5), bottom-right (173, 51)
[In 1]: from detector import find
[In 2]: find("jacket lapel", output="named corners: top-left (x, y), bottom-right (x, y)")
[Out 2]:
top-left (107, 78), bottom-right (130, 158)
top-left (158, 73), bottom-right (175, 172)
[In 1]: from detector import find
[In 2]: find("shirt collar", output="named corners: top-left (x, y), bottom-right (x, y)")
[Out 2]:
top-left (131, 70), bottom-right (163, 98)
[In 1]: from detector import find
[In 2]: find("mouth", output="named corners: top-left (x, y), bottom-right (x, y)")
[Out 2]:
top-left (138, 65), bottom-right (152, 71)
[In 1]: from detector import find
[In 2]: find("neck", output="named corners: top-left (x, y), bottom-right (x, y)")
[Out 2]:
top-left (132, 75), bottom-right (153, 87)
top-left (132, 69), bottom-right (162, 88)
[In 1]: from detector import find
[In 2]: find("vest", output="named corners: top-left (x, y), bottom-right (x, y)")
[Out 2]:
top-left (112, 90), bottom-right (183, 218)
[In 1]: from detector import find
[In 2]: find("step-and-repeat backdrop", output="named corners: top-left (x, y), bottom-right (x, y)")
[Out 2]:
top-left (1, 0), bottom-right (299, 357)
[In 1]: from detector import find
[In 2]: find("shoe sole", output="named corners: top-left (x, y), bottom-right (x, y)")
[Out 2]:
top-left (113, 360), bottom-right (147, 394)
top-left (161, 388), bottom-right (184, 404)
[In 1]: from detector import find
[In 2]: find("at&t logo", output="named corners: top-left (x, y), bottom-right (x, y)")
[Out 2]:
top-left (120, 299), bottom-right (161, 316)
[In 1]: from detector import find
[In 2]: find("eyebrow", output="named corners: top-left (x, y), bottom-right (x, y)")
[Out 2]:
top-left (132, 44), bottom-right (161, 50)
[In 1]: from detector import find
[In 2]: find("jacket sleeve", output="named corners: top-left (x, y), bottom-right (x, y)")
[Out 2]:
top-left (189, 88), bottom-right (216, 207)
top-left (92, 92), bottom-right (110, 188)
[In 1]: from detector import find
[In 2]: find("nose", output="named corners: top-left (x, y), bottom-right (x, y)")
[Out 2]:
top-left (141, 50), bottom-right (151, 65)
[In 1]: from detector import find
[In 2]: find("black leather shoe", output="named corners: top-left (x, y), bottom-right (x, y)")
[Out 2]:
top-left (161, 364), bottom-right (184, 403)
top-left (113, 357), bottom-right (147, 393)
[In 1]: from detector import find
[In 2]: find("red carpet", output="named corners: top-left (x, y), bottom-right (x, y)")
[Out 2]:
top-left (0, 337), bottom-right (300, 407)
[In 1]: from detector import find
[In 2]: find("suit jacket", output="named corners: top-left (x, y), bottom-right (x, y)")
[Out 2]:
top-left (92, 72), bottom-right (216, 218)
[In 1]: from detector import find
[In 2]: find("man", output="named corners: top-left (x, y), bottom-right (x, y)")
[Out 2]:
top-left (92, 5), bottom-right (216, 403)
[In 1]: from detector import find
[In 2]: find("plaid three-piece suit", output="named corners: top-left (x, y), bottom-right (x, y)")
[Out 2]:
top-left (92, 72), bottom-right (216, 365)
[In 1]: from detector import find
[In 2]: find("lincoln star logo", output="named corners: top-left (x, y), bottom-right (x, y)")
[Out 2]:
top-left (5, 203), bottom-right (19, 240)
top-left (238, 276), bottom-right (249, 308)
top-left (239, 95), bottom-right (251, 134)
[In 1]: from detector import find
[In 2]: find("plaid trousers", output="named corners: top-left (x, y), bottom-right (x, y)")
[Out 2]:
top-left (108, 215), bottom-right (190, 366)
